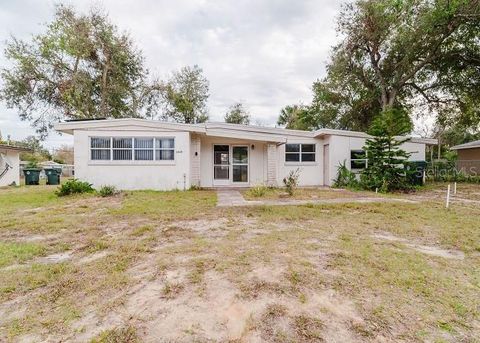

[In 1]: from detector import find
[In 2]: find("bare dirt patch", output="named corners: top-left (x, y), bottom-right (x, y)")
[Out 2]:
top-left (371, 232), bottom-right (465, 259)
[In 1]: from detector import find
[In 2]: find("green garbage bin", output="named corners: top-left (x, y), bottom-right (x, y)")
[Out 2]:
top-left (406, 161), bottom-right (427, 186)
top-left (23, 168), bottom-right (42, 185)
top-left (44, 168), bottom-right (61, 185)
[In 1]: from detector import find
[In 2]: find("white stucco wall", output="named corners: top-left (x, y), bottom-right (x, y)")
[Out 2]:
top-left (74, 129), bottom-right (191, 190)
top-left (325, 135), bottom-right (427, 186)
top-left (71, 127), bottom-right (429, 190)
top-left (276, 138), bottom-right (324, 186)
top-left (0, 150), bottom-right (20, 187)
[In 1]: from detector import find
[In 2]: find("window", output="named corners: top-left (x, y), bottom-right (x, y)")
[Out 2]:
top-left (91, 137), bottom-right (111, 160)
top-left (285, 144), bottom-right (316, 163)
top-left (113, 138), bottom-right (133, 160)
top-left (156, 138), bottom-right (175, 160)
top-left (135, 138), bottom-right (154, 160)
top-left (351, 150), bottom-right (367, 169)
top-left (90, 137), bottom-right (175, 162)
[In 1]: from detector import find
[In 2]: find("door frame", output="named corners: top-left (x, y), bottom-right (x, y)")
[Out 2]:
top-left (231, 145), bottom-right (249, 185)
top-left (213, 144), bottom-right (230, 186)
top-left (323, 144), bottom-right (329, 186)
top-left (212, 144), bottom-right (250, 186)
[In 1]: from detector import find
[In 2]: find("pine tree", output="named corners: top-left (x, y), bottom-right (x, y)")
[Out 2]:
top-left (361, 109), bottom-right (413, 192)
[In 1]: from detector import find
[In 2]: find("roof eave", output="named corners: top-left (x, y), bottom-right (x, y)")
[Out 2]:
top-left (450, 145), bottom-right (480, 150)
top-left (0, 144), bottom-right (32, 152)
top-left (54, 118), bottom-right (207, 135)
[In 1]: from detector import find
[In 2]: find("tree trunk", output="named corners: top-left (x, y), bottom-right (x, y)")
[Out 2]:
top-left (100, 54), bottom-right (110, 118)
top-left (437, 135), bottom-right (441, 160)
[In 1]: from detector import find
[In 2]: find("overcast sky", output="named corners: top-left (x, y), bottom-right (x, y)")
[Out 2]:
top-left (0, 0), bottom-right (343, 148)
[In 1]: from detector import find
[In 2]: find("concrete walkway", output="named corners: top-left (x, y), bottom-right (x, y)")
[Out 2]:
top-left (216, 189), bottom-right (250, 207)
top-left (216, 189), bottom-right (418, 207)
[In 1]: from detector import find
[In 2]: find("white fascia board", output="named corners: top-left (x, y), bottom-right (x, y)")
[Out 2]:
top-left (450, 144), bottom-right (480, 150)
top-left (205, 122), bottom-right (313, 138)
top-left (314, 128), bottom-right (437, 145)
top-left (313, 128), bottom-right (369, 139)
top-left (408, 137), bottom-right (438, 145)
top-left (54, 119), bottom-right (207, 135)
top-left (205, 128), bottom-right (287, 143)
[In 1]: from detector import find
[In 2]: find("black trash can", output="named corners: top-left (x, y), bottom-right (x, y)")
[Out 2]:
top-left (44, 168), bottom-right (61, 185)
top-left (406, 161), bottom-right (427, 186)
top-left (23, 168), bottom-right (42, 185)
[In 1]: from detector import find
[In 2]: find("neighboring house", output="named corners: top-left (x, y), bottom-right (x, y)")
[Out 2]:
top-left (39, 161), bottom-right (75, 177)
top-left (450, 140), bottom-right (480, 176)
top-left (19, 160), bottom-right (75, 179)
top-left (0, 144), bottom-right (31, 187)
top-left (54, 118), bottom-right (437, 190)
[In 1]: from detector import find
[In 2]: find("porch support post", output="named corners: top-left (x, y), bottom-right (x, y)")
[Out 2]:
top-left (267, 143), bottom-right (277, 187)
top-left (190, 135), bottom-right (201, 187)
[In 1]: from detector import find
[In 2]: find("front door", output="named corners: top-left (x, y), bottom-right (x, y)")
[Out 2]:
top-left (323, 144), bottom-right (329, 186)
top-left (232, 146), bottom-right (248, 184)
top-left (213, 145), bottom-right (249, 186)
top-left (213, 145), bottom-right (230, 186)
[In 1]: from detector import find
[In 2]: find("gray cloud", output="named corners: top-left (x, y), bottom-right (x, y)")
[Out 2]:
top-left (0, 0), bottom-right (343, 147)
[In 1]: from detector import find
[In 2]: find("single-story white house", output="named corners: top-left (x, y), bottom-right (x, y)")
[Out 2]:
top-left (0, 144), bottom-right (31, 187)
top-left (54, 118), bottom-right (437, 190)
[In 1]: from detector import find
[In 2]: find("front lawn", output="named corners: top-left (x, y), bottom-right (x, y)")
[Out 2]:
top-left (0, 184), bottom-right (478, 342)
top-left (242, 186), bottom-right (386, 201)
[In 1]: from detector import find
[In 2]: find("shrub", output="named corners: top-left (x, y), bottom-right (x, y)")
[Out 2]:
top-left (56, 179), bottom-right (94, 197)
top-left (99, 185), bottom-right (117, 197)
top-left (248, 185), bottom-right (268, 197)
top-left (283, 168), bottom-right (301, 196)
top-left (189, 184), bottom-right (204, 190)
top-left (333, 161), bottom-right (359, 189)
top-left (26, 160), bottom-right (39, 169)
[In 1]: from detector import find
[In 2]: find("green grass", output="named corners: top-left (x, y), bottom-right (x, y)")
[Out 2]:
top-left (110, 189), bottom-right (217, 220)
top-left (0, 186), bottom-right (60, 214)
top-left (0, 242), bottom-right (46, 268)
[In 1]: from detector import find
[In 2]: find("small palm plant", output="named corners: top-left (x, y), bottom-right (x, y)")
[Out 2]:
top-left (283, 168), bottom-right (301, 196)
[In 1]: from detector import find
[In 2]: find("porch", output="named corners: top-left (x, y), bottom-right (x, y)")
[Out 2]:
top-left (191, 134), bottom-right (282, 188)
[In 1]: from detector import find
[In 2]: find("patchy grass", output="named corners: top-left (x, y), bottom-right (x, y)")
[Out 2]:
top-left (0, 186), bottom-right (60, 215)
top-left (90, 325), bottom-right (139, 343)
top-left (110, 190), bottom-right (217, 220)
top-left (0, 184), bottom-right (479, 342)
top-left (131, 225), bottom-right (154, 237)
top-left (242, 186), bottom-right (386, 200)
top-left (161, 282), bottom-right (184, 299)
top-left (0, 242), bottom-right (46, 268)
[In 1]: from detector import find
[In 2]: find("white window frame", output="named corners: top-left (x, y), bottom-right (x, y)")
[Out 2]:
top-left (155, 138), bottom-right (176, 161)
top-left (112, 137), bottom-right (134, 161)
top-left (90, 137), bottom-right (112, 161)
top-left (285, 143), bottom-right (316, 164)
top-left (350, 150), bottom-right (368, 170)
top-left (89, 136), bottom-right (176, 164)
top-left (134, 137), bottom-right (155, 161)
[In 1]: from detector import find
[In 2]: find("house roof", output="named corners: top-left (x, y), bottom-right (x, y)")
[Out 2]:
top-left (450, 140), bottom-right (480, 150)
top-left (54, 118), bottom-right (437, 144)
top-left (0, 143), bottom-right (32, 153)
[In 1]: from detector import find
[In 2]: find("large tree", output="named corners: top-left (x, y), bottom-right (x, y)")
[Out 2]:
top-left (1, 5), bottom-right (156, 138)
top-left (160, 65), bottom-right (209, 124)
top-left (283, 0), bottom-right (480, 132)
top-left (276, 104), bottom-right (310, 130)
top-left (224, 103), bottom-right (250, 125)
